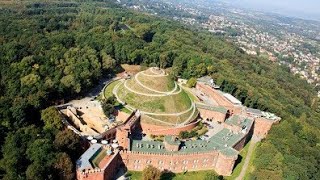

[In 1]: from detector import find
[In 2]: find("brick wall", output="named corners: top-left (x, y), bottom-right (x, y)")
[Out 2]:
top-left (198, 109), bottom-right (226, 122)
top-left (253, 118), bottom-right (275, 138)
top-left (140, 120), bottom-right (199, 135)
top-left (120, 150), bottom-right (237, 176)
top-left (196, 83), bottom-right (242, 115)
top-left (232, 134), bottom-right (247, 151)
top-left (215, 154), bottom-right (238, 176)
top-left (77, 169), bottom-right (104, 180)
top-left (116, 111), bottom-right (131, 123)
top-left (116, 128), bottom-right (130, 150)
top-left (76, 151), bottom-right (122, 180)
top-left (101, 128), bottom-right (117, 141)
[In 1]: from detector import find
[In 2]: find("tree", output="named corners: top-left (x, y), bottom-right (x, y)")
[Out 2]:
top-left (204, 171), bottom-right (223, 180)
top-left (101, 95), bottom-right (116, 117)
top-left (41, 106), bottom-right (63, 133)
top-left (142, 165), bottom-right (162, 180)
top-left (54, 129), bottom-right (82, 159)
top-left (102, 103), bottom-right (116, 117)
top-left (179, 131), bottom-right (189, 139)
top-left (26, 139), bottom-right (57, 180)
top-left (101, 51), bottom-right (116, 71)
top-left (54, 153), bottom-right (74, 180)
top-left (0, 126), bottom-right (39, 180)
top-left (135, 24), bottom-right (155, 42)
top-left (26, 162), bottom-right (47, 180)
top-left (186, 78), bottom-right (197, 88)
top-left (26, 139), bottom-right (55, 166)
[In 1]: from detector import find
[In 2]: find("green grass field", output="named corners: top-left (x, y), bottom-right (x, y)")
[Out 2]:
top-left (182, 86), bottom-right (200, 102)
top-left (244, 142), bottom-right (260, 180)
top-left (103, 80), bottom-right (120, 100)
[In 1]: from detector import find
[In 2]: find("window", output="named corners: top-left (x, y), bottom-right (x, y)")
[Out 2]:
top-left (183, 160), bottom-right (188, 164)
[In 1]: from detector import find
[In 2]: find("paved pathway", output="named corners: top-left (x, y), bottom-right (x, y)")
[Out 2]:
top-left (135, 71), bottom-right (178, 94)
top-left (124, 78), bottom-right (182, 97)
top-left (235, 136), bottom-right (261, 180)
top-left (110, 74), bottom-right (198, 126)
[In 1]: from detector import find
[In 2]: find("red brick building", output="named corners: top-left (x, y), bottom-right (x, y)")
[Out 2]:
top-left (74, 83), bottom-right (280, 180)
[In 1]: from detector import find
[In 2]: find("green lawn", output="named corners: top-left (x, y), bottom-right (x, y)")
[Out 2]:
top-left (182, 86), bottom-right (200, 102)
top-left (127, 170), bottom-right (218, 180)
top-left (103, 80), bottom-right (120, 100)
top-left (117, 82), bottom-right (192, 114)
top-left (244, 142), bottom-right (260, 180)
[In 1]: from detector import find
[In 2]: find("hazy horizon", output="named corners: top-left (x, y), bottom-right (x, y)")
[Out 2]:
top-left (220, 0), bottom-right (320, 21)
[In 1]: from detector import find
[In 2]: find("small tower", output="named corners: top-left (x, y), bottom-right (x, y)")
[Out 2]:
top-left (163, 136), bottom-right (180, 151)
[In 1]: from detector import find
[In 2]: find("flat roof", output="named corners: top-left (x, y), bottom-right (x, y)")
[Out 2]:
top-left (196, 103), bottom-right (228, 114)
top-left (225, 115), bottom-right (253, 129)
top-left (130, 128), bottom-right (243, 157)
top-left (246, 108), bottom-right (263, 116)
top-left (76, 144), bottom-right (102, 171)
top-left (223, 93), bottom-right (242, 105)
top-left (197, 76), bottom-right (213, 83)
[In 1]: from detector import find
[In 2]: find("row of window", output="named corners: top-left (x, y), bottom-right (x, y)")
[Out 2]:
top-left (133, 164), bottom-right (210, 170)
top-left (133, 159), bottom-right (212, 165)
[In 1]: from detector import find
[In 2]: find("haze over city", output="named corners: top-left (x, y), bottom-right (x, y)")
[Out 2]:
top-left (0, 1), bottom-right (319, 180)
top-left (222, 0), bottom-right (320, 21)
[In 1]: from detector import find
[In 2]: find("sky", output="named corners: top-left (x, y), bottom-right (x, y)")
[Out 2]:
top-left (222, 0), bottom-right (320, 21)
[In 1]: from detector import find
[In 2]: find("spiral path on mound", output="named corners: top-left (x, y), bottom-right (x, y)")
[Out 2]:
top-left (135, 71), bottom-right (178, 94)
top-left (114, 80), bottom-right (195, 116)
top-left (110, 68), bottom-right (198, 126)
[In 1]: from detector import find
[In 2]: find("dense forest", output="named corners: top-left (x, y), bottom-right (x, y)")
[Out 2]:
top-left (0, 1), bottom-right (319, 179)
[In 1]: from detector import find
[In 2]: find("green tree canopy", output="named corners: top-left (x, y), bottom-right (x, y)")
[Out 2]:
top-left (142, 165), bottom-right (162, 180)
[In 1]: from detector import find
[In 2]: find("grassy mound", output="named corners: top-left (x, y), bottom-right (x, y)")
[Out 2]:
top-left (112, 68), bottom-right (198, 126)
top-left (136, 72), bottom-right (175, 92)
top-left (117, 82), bottom-right (191, 114)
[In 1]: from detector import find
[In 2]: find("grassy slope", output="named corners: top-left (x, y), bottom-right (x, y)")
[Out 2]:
top-left (137, 73), bottom-right (175, 92)
top-left (104, 80), bottom-right (120, 99)
top-left (117, 83), bottom-right (191, 114)
top-left (126, 78), bottom-right (163, 95)
top-left (244, 142), bottom-right (260, 179)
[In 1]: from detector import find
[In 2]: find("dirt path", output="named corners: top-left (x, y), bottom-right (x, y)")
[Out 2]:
top-left (235, 136), bottom-right (260, 180)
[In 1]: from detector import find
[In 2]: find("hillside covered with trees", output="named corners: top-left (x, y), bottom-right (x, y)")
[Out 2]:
top-left (0, 0), bottom-right (319, 179)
